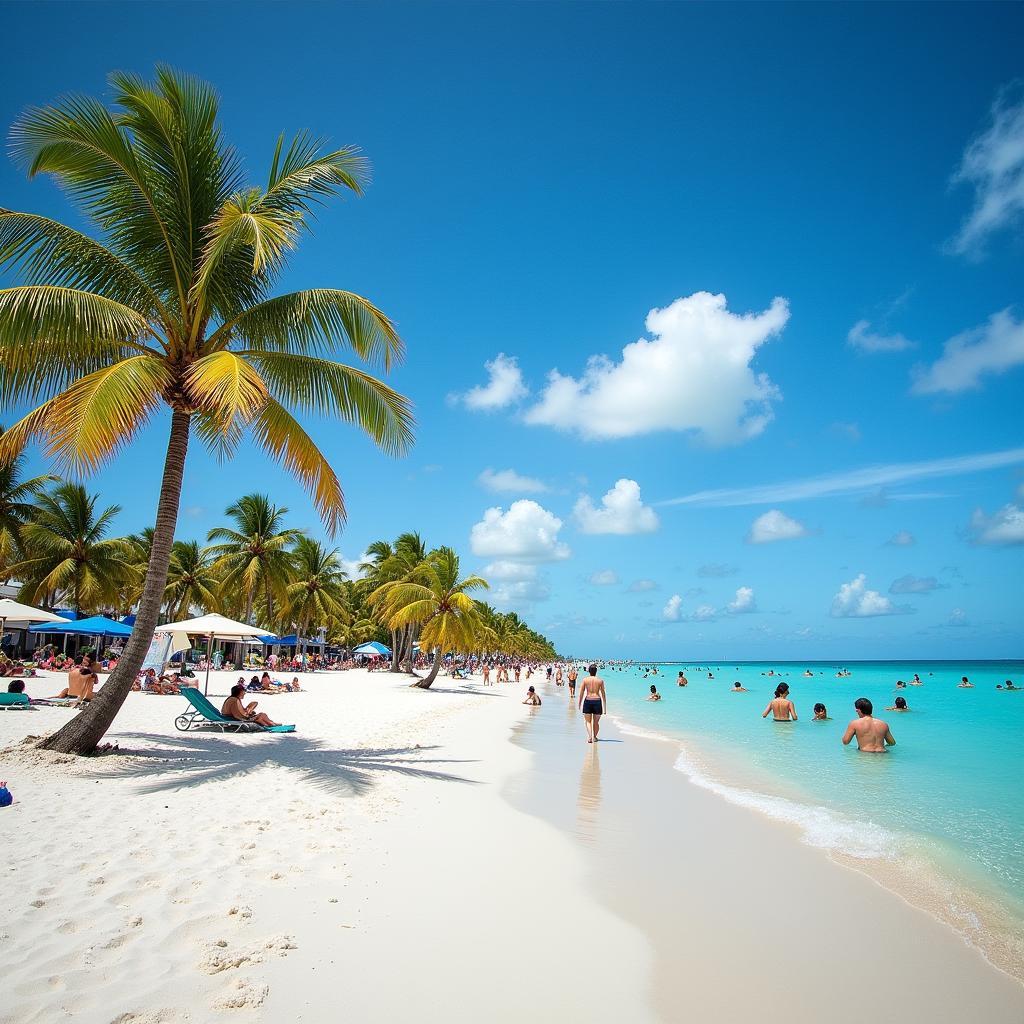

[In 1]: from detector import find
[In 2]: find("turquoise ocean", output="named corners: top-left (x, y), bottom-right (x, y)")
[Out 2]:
top-left (600, 660), bottom-right (1024, 968)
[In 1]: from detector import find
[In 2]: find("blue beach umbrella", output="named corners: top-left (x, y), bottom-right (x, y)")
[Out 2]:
top-left (353, 641), bottom-right (391, 657)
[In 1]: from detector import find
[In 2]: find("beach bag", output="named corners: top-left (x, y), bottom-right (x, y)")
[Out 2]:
top-left (0, 783), bottom-right (13, 808)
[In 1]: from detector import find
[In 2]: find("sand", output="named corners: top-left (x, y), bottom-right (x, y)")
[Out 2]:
top-left (1, 668), bottom-right (1021, 1023)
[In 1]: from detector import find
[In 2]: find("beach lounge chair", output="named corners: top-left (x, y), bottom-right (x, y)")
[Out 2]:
top-left (174, 687), bottom-right (295, 734)
top-left (0, 692), bottom-right (30, 709)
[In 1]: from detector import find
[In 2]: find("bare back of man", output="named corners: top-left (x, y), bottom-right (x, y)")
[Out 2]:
top-left (842, 700), bottom-right (895, 752)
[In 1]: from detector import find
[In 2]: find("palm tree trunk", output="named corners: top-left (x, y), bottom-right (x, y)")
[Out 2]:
top-left (389, 628), bottom-right (400, 672)
top-left (412, 648), bottom-right (442, 689)
top-left (39, 409), bottom-right (192, 754)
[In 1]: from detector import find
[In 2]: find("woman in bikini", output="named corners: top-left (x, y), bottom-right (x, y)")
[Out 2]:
top-left (577, 663), bottom-right (607, 743)
top-left (762, 682), bottom-right (798, 722)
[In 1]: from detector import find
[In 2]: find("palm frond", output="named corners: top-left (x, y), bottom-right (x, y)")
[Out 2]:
top-left (184, 350), bottom-right (268, 433)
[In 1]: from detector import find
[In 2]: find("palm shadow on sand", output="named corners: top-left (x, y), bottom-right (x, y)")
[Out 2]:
top-left (83, 731), bottom-right (479, 798)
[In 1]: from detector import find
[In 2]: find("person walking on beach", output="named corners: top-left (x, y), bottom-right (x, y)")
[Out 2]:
top-left (842, 697), bottom-right (895, 752)
top-left (762, 682), bottom-right (797, 722)
top-left (578, 663), bottom-right (607, 743)
top-left (567, 665), bottom-right (578, 700)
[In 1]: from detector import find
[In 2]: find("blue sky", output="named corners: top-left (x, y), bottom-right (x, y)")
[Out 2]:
top-left (2, 2), bottom-right (1022, 659)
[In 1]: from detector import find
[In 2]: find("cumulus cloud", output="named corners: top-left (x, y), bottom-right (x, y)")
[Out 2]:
top-left (747, 509), bottom-right (808, 544)
top-left (693, 604), bottom-right (717, 622)
top-left (491, 579), bottom-right (551, 608)
top-left (847, 319), bottom-right (915, 354)
top-left (628, 578), bottom-right (658, 592)
top-left (574, 479), bottom-right (659, 535)
top-left (524, 291), bottom-right (789, 445)
top-left (967, 503), bottom-right (1024, 545)
top-left (458, 353), bottom-right (528, 410)
top-left (889, 574), bottom-right (945, 594)
top-left (698, 563), bottom-right (737, 578)
top-left (484, 561), bottom-right (538, 582)
top-left (588, 569), bottom-right (619, 586)
top-left (470, 500), bottom-right (570, 562)
top-left (479, 467), bottom-right (548, 493)
top-left (948, 608), bottom-right (970, 627)
top-left (662, 594), bottom-right (683, 621)
top-left (950, 87), bottom-right (1024, 256)
top-left (339, 551), bottom-right (369, 580)
top-left (912, 309), bottom-right (1024, 395)
top-left (830, 574), bottom-right (904, 618)
top-left (727, 586), bottom-right (757, 614)
top-left (886, 530), bottom-right (916, 547)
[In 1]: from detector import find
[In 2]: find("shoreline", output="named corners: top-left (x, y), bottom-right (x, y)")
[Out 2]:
top-left (503, 680), bottom-right (1024, 1022)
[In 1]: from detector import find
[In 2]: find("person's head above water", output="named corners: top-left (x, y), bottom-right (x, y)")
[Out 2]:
top-left (650, 684), bottom-right (657, 693)
top-left (588, 663), bottom-right (597, 676)
top-left (854, 697), bottom-right (873, 716)
top-left (813, 702), bottom-right (826, 714)
top-left (774, 683), bottom-right (789, 698)
top-left (733, 682), bottom-right (742, 689)
top-left (894, 696), bottom-right (907, 709)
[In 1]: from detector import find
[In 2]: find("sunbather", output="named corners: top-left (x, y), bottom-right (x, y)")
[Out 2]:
top-left (53, 657), bottom-right (98, 701)
top-left (222, 684), bottom-right (280, 727)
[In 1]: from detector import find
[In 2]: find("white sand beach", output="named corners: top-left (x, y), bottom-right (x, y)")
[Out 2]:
top-left (2, 669), bottom-right (1022, 1024)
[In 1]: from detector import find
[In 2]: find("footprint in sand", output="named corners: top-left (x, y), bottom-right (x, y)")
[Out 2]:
top-left (29, 899), bottom-right (47, 908)
top-left (214, 977), bottom-right (269, 1010)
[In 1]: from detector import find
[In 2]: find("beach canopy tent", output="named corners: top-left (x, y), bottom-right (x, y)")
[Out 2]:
top-left (155, 613), bottom-right (275, 694)
top-left (0, 599), bottom-right (70, 651)
top-left (29, 614), bottom-right (132, 638)
top-left (354, 641), bottom-right (390, 657)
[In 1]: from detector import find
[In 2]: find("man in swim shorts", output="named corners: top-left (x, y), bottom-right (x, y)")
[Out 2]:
top-left (842, 697), bottom-right (895, 752)
top-left (567, 665), bottom-right (578, 699)
top-left (578, 663), bottom-right (606, 743)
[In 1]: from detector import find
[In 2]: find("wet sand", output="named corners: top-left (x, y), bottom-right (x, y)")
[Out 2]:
top-left (503, 688), bottom-right (1024, 1024)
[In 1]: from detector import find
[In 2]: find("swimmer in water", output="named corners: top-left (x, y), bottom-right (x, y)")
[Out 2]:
top-left (647, 684), bottom-right (661, 701)
top-left (842, 697), bottom-right (896, 752)
top-left (886, 696), bottom-right (910, 712)
top-left (678, 672), bottom-right (688, 687)
top-left (895, 680), bottom-right (907, 689)
top-left (910, 674), bottom-right (923, 686)
top-left (958, 676), bottom-right (974, 688)
top-left (762, 682), bottom-right (797, 722)
top-left (812, 703), bottom-right (829, 721)
top-left (998, 680), bottom-right (1018, 690)
top-left (732, 681), bottom-right (748, 692)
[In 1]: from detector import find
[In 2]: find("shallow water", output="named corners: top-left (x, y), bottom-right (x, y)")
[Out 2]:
top-left (601, 660), bottom-right (1024, 953)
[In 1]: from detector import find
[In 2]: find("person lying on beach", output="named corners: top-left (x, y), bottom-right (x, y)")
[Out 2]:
top-left (887, 696), bottom-right (910, 712)
top-left (812, 703), bottom-right (829, 720)
top-left (287, 676), bottom-right (302, 691)
top-left (958, 676), bottom-right (973, 688)
top-left (732, 682), bottom-right (748, 692)
top-left (762, 683), bottom-right (797, 721)
top-left (522, 686), bottom-right (542, 706)
top-left (647, 685), bottom-right (661, 701)
top-left (579, 664), bottom-right (606, 743)
top-left (842, 698), bottom-right (895, 752)
top-left (247, 675), bottom-right (263, 692)
top-left (222, 684), bottom-right (280, 727)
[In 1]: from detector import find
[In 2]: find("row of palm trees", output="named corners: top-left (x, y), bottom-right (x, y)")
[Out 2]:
top-left (0, 461), bottom-right (556, 687)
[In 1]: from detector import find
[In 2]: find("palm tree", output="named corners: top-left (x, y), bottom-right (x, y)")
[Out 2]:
top-left (0, 425), bottom-right (56, 578)
top-left (0, 68), bottom-right (413, 753)
top-left (163, 539), bottom-right (218, 620)
top-left (285, 535), bottom-right (348, 641)
top-left (9, 482), bottom-right (131, 614)
top-left (370, 547), bottom-right (487, 689)
top-left (206, 494), bottom-right (301, 622)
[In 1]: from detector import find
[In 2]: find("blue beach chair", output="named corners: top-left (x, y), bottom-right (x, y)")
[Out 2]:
top-left (174, 686), bottom-right (295, 734)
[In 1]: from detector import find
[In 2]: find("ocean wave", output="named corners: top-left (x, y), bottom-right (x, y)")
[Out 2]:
top-left (670, 747), bottom-right (900, 860)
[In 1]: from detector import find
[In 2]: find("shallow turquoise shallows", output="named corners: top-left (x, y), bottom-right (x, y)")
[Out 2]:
top-left (603, 661), bottom-right (1024, 930)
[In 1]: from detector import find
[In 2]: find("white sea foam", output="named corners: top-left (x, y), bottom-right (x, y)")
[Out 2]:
top-left (670, 747), bottom-right (900, 860)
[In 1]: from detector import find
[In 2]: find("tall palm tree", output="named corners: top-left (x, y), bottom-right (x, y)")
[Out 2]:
top-left (370, 547), bottom-right (487, 689)
top-left (0, 425), bottom-right (56, 578)
top-left (285, 535), bottom-right (348, 640)
top-left (206, 494), bottom-right (301, 622)
top-left (0, 68), bottom-right (413, 753)
top-left (163, 539), bottom-right (218, 620)
top-left (9, 482), bottom-right (131, 614)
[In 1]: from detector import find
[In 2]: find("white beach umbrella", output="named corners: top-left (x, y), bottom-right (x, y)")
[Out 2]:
top-left (155, 613), bottom-right (275, 694)
top-left (0, 599), bottom-right (70, 652)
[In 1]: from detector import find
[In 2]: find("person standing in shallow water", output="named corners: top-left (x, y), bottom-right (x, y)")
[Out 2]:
top-left (762, 682), bottom-right (797, 722)
top-left (578, 663), bottom-right (607, 743)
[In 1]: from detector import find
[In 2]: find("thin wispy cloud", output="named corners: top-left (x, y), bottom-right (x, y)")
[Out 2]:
top-left (847, 319), bottom-right (915, 354)
top-left (657, 446), bottom-right (1024, 508)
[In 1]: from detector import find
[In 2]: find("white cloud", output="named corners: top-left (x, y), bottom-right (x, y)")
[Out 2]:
top-left (588, 569), bottom-right (619, 586)
top-left (747, 509), bottom-right (808, 544)
top-left (478, 467), bottom-right (548, 493)
top-left (831, 421), bottom-right (861, 441)
top-left (340, 551), bottom-right (369, 580)
top-left (660, 446), bottom-right (1024, 507)
top-left (948, 608), bottom-right (970, 627)
top-left (627, 578), bottom-right (658, 592)
top-left (484, 561), bottom-right (538, 582)
top-left (968, 503), bottom-right (1024, 545)
top-left (491, 579), bottom-right (551, 608)
top-left (889, 574), bottom-right (944, 594)
top-left (574, 479), bottom-right (659, 535)
top-left (830, 574), bottom-right (902, 618)
top-left (950, 88), bottom-right (1024, 256)
top-left (886, 530), bottom-right (916, 547)
top-left (524, 291), bottom-right (789, 445)
top-left (662, 594), bottom-right (683, 621)
top-left (847, 319), bottom-right (915, 354)
top-left (458, 353), bottom-right (528, 410)
top-left (692, 604), bottom-right (717, 622)
top-left (727, 586), bottom-right (757, 614)
top-left (470, 500), bottom-right (570, 562)
top-left (912, 309), bottom-right (1024, 395)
